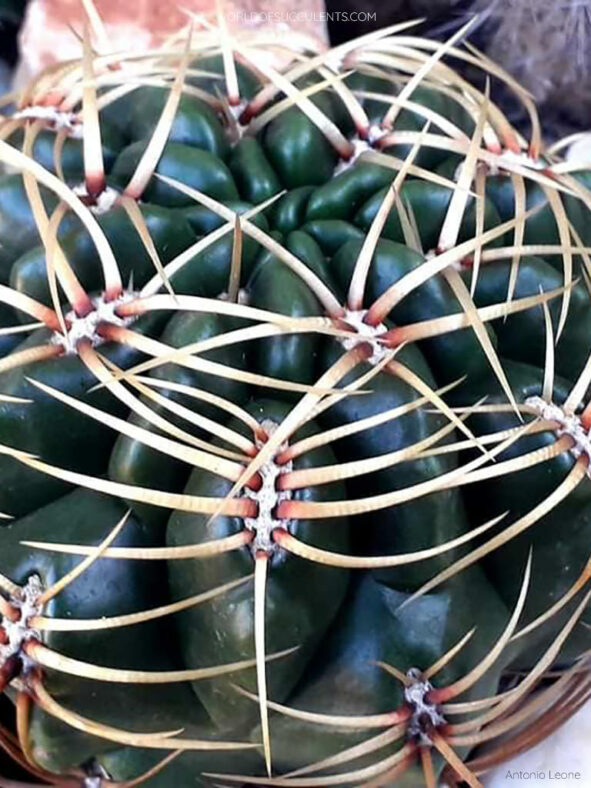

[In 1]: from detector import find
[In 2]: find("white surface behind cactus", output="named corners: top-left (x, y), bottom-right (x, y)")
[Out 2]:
top-left (483, 700), bottom-right (591, 787)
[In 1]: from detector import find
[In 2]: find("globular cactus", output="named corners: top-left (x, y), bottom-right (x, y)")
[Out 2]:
top-left (0, 12), bottom-right (590, 788)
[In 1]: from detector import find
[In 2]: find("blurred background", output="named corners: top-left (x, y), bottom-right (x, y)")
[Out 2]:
top-left (325, 0), bottom-right (591, 142)
top-left (0, 0), bottom-right (23, 92)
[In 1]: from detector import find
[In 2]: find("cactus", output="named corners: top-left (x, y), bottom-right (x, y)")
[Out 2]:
top-left (0, 12), bottom-right (590, 788)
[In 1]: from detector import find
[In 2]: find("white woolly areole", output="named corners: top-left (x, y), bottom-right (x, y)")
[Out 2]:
top-left (0, 575), bottom-right (43, 685)
top-left (50, 291), bottom-right (138, 354)
top-left (367, 124), bottom-right (387, 146)
top-left (13, 106), bottom-right (83, 138)
top-left (525, 396), bottom-right (591, 473)
top-left (334, 137), bottom-right (371, 175)
top-left (243, 419), bottom-right (293, 555)
top-left (404, 667), bottom-right (446, 746)
top-left (334, 126), bottom-right (386, 174)
top-left (340, 309), bottom-right (389, 365)
top-left (73, 183), bottom-right (120, 215)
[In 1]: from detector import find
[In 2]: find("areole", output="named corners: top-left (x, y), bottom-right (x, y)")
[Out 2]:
top-left (243, 419), bottom-right (294, 556)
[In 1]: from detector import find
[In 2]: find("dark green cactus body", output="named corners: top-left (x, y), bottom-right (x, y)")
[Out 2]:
top-left (253, 570), bottom-right (509, 779)
top-left (0, 174), bottom-right (80, 273)
top-left (2, 489), bottom-right (189, 772)
top-left (110, 141), bottom-right (240, 206)
top-left (0, 312), bottom-right (164, 517)
top-left (10, 204), bottom-right (196, 311)
top-left (115, 88), bottom-right (230, 159)
top-left (167, 399), bottom-right (351, 732)
top-left (449, 362), bottom-right (591, 667)
top-left (5, 120), bottom-right (125, 181)
top-left (109, 310), bottom-right (250, 528)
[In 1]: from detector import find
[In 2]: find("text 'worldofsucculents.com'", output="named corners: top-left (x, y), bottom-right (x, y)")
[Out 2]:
top-left (226, 10), bottom-right (378, 22)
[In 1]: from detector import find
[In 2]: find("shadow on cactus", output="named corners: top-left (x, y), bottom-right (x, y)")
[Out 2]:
top-left (0, 6), bottom-right (590, 788)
